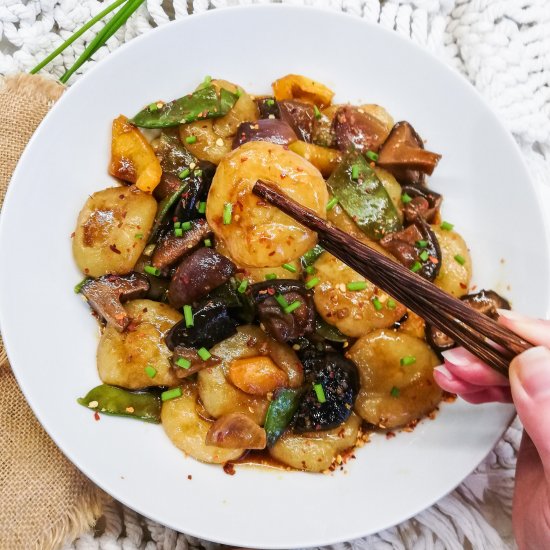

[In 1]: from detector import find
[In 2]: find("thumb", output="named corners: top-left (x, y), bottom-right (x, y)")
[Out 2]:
top-left (510, 346), bottom-right (550, 476)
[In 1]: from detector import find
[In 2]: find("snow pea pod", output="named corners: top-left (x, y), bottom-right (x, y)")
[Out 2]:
top-left (131, 86), bottom-right (239, 129)
top-left (327, 151), bottom-right (402, 240)
top-left (77, 384), bottom-right (161, 423)
top-left (264, 387), bottom-right (304, 447)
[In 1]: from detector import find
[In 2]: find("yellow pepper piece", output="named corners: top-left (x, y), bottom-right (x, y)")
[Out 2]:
top-left (272, 74), bottom-right (334, 108)
top-left (289, 141), bottom-right (342, 178)
top-left (109, 115), bottom-right (162, 193)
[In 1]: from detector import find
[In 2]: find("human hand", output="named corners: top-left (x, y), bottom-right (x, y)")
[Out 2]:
top-left (433, 311), bottom-right (550, 549)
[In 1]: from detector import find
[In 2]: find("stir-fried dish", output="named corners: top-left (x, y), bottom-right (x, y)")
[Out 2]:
top-left (73, 75), bottom-right (510, 473)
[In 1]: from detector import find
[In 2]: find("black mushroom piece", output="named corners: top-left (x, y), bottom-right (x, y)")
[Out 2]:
top-left (380, 218), bottom-right (441, 281)
top-left (232, 119), bottom-right (298, 149)
top-left (401, 185), bottom-right (442, 224)
top-left (173, 161), bottom-right (216, 222)
top-left (377, 121), bottom-right (442, 186)
top-left (278, 100), bottom-right (315, 143)
top-left (151, 219), bottom-right (212, 270)
top-left (292, 350), bottom-right (359, 432)
top-left (80, 273), bottom-right (149, 331)
top-left (332, 105), bottom-right (389, 152)
top-left (426, 289), bottom-right (511, 353)
top-left (255, 97), bottom-right (280, 119)
top-left (249, 280), bottom-right (315, 343)
top-left (167, 248), bottom-right (236, 309)
top-left (165, 298), bottom-right (238, 351)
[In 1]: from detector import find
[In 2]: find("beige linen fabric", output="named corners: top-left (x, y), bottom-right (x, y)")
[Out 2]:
top-left (0, 74), bottom-right (104, 550)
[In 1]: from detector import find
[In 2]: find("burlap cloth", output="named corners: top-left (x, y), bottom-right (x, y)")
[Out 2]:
top-left (0, 74), bottom-right (105, 550)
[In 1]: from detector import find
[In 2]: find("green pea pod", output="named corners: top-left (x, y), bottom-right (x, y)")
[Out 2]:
top-left (300, 244), bottom-right (324, 268)
top-left (148, 182), bottom-right (189, 243)
top-left (77, 384), bottom-right (161, 423)
top-left (130, 85), bottom-right (239, 129)
top-left (264, 387), bottom-right (304, 447)
top-left (315, 317), bottom-right (348, 343)
top-left (327, 151), bottom-right (402, 240)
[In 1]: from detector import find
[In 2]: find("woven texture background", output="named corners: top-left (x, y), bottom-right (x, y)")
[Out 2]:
top-left (1, 1), bottom-right (549, 549)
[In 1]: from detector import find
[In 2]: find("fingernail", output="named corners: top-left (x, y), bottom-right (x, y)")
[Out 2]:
top-left (434, 365), bottom-right (452, 380)
top-left (512, 346), bottom-right (550, 399)
top-left (497, 309), bottom-right (528, 321)
top-left (441, 348), bottom-right (469, 366)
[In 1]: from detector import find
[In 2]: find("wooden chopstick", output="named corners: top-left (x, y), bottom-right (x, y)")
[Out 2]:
top-left (253, 180), bottom-right (532, 377)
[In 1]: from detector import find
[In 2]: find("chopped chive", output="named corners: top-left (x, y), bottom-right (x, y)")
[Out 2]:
top-left (161, 387), bottom-right (182, 402)
top-left (400, 355), bottom-right (416, 366)
top-left (275, 294), bottom-right (290, 309)
top-left (144, 365), bottom-right (157, 378)
top-left (326, 197), bottom-right (339, 211)
top-left (351, 164), bottom-right (360, 180)
top-left (390, 386), bottom-right (400, 398)
top-left (198, 201), bottom-right (206, 214)
top-left (440, 221), bottom-right (454, 231)
top-left (387, 298), bottom-right (397, 310)
top-left (135, 232), bottom-right (143, 239)
top-left (305, 277), bottom-right (320, 289)
top-left (204, 238), bottom-right (212, 247)
top-left (174, 221), bottom-right (181, 229)
top-left (178, 168), bottom-right (190, 179)
top-left (203, 75), bottom-right (212, 85)
top-left (419, 250), bottom-right (430, 262)
top-left (235, 88), bottom-right (243, 98)
top-left (372, 297), bottom-right (383, 311)
top-left (237, 279), bottom-right (249, 293)
top-left (416, 240), bottom-right (428, 248)
top-left (401, 193), bottom-right (412, 204)
top-left (314, 105), bottom-right (322, 119)
top-left (410, 261), bottom-right (422, 273)
top-left (305, 265), bottom-right (316, 275)
top-left (223, 203), bottom-right (233, 225)
top-left (284, 300), bottom-right (302, 314)
top-left (266, 98), bottom-right (275, 106)
top-left (148, 102), bottom-right (159, 112)
top-left (74, 278), bottom-right (89, 294)
top-left (313, 383), bottom-right (326, 403)
top-left (454, 254), bottom-right (466, 265)
top-left (185, 135), bottom-right (197, 144)
top-left (181, 221), bottom-right (192, 231)
top-left (265, 273), bottom-right (277, 280)
top-left (194, 169), bottom-right (202, 177)
top-left (183, 305), bottom-right (194, 327)
top-left (175, 357), bottom-right (191, 370)
top-left (174, 228), bottom-right (183, 237)
top-left (197, 347), bottom-right (211, 361)
top-left (347, 281), bottom-right (367, 291)
top-left (282, 263), bottom-right (297, 273)
top-left (144, 265), bottom-right (161, 277)
top-left (366, 150), bottom-right (379, 162)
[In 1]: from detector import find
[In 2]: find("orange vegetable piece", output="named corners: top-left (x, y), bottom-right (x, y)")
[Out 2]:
top-left (228, 356), bottom-right (288, 396)
top-left (288, 141), bottom-right (342, 177)
top-left (272, 74), bottom-right (334, 108)
top-left (109, 115), bottom-right (162, 193)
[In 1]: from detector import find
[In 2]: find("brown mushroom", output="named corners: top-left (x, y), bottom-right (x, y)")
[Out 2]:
top-left (232, 119), bottom-right (298, 149)
top-left (377, 121), bottom-right (442, 185)
top-left (401, 185), bottom-right (442, 224)
top-left (167, 248), bottom-right (236, 309)
top-left (80, 273), bottom-right (149, 331)
top-left (170, 345), bottom-right (221, 378)
top-left (278, 100), bottom-right (315, 142)
top-left (151, 219), bottom-right (212, 270)
top-left (205, 413), bottom-right (267, 449)
top-left (332, 105), bottom-right (390, 152)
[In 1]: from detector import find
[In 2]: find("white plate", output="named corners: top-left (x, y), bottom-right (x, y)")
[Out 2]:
top-left (0, 6), bottom-right (547, 548)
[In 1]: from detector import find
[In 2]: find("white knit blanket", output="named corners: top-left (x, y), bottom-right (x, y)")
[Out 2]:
top-left (2, 1), bottom-right (550, 548)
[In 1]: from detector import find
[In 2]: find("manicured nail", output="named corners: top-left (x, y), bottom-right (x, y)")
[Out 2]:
top-left (512, 346), bottom-right (550, 399)
top-left (434, 365), bottom-right (452, 380)
top-left (441, 347), bottom-right (470, 367)
top-left (497, 309), bottom-right (528, 321)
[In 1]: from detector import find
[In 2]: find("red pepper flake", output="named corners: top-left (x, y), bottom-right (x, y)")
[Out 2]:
top-left (126, 320), bottom-right (138, 332)
top-left (268, 251), bottom-right (276, 256)
top-left (70, 232), bottom-right (75, 238)
top-left (428, 256), bottom-right (439, 264)
top-left (459, 282), bottom-right (467, 289)
top-left (280, 172), bottom-right (287, 179)
top-left (119, 194), bottom-right (125, 199)
top-left (84, 268), bottom-right (90, 274)
top-left (266, 287), bottom-right (276, 295)
top-left (223, 463), bottom-right (236, 476)
top-left (240, 156), bottom-right (248, 163)
top-left (94, 411), bottom-right (100, 421)
top-left (109, 244), bottom-right (121, 254)
top-left (386, 431), bottom-right (396, 439)
top-left (256, 200), bottom-right (267, 207)
top-left (187, 474), bottom-right (192, 480)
